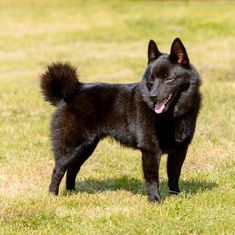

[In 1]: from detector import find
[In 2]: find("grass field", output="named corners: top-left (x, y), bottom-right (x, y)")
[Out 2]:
top-left (0, 1), bottom-right (235, 234)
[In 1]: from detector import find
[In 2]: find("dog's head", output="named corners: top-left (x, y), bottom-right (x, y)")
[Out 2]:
top-left (141, 38), bottom-right (201, 116)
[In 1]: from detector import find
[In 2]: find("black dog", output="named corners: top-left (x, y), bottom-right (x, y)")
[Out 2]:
top-left (40, 38), bottom-right (201, 203)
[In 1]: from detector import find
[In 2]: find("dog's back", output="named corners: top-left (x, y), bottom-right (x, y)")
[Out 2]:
top-left (40, 64), bottom-right (151, 149)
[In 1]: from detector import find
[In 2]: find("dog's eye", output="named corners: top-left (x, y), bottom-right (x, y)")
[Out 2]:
top-left (148, 75), bottom-right (155, 84)
top-left (165, 77), bottom-right (174, 83)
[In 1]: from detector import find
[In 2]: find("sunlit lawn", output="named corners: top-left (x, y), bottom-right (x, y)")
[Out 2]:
top-left (0, 1), bottom-right (234, 234)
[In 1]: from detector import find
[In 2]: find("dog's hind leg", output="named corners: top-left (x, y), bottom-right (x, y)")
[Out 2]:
top-left (66, 140), bottom-right (99, 191)
top-left (49, 163), bottom-right (67, 195)
top-left (49, 145), bottom-right (86, 195)
top-left (167, 145), bottom-right (188, 195)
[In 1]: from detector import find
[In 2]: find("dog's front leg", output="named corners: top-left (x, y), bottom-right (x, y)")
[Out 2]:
top-left (141, 150), bottom-right (161, 203)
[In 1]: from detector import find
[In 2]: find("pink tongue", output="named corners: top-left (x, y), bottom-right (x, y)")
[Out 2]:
top-left (155, 99), bottom-right (167, 114)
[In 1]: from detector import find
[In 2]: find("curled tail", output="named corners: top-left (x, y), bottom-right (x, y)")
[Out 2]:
top-left (40, 62), bottom-right (80, 106)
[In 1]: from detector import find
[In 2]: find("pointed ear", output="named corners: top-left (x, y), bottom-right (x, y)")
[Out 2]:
top-left (170, 38), bottom-right (190, 67)
top-left (148, 39), bottom-right (161, 64)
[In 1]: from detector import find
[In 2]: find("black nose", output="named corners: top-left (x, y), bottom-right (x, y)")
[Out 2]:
top-left (150, 95), bottom-right (157, 101)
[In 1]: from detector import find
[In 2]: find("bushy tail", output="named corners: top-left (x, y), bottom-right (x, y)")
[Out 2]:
top-left (40, 62), bottom-right (80, 106)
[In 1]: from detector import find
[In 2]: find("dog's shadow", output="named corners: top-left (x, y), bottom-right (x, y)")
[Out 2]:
top-left (67, 175), bottom-right (217, 198)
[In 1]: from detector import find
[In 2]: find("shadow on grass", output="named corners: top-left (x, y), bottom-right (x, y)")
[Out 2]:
top-left (66, 176), bottom-right (217, 198)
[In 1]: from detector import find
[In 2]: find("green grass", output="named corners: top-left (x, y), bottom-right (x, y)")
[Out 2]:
top-left (0, 0), bottom-right (235, 234)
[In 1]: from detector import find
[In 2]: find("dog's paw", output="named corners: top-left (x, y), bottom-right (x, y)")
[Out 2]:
top-left (168, 189), bottom-right (180, 195)
top-left (146, 181), bottom-right (161, 203)
top-left (49, 185), bottom-right (59, 196)
top-left (148, 194), bottom-right (161, 204)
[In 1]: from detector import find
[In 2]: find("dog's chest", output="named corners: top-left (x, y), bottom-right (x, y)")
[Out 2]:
top-left (155, 115), bottom-right (186, 153)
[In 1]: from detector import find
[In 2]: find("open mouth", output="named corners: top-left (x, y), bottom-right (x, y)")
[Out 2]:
top-left (154, 93), bottom-right (172, 114)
